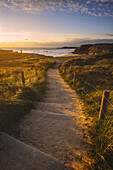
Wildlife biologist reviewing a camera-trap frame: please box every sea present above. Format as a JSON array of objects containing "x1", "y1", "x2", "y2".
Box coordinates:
[{"x1": 2, "y1": 47, "x2": 75, "y2": 57}]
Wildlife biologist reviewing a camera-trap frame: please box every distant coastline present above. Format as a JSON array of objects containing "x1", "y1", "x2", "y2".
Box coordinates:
[{"x1": 57, "y1": 46, "x2": 76, "y2": 49}]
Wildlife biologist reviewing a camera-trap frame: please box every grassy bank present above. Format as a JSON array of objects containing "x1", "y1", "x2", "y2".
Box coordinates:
[
  {"x1": 59, "y1": 53, "x2": 113, "y2": 169},
  {"x1": 0, "y1": 50, "x2": 55, "y2": 136}
]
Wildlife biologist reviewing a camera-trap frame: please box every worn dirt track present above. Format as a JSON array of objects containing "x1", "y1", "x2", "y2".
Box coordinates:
[{"x1": 19, "y1": 59, "x2": 90, "y2": 169}]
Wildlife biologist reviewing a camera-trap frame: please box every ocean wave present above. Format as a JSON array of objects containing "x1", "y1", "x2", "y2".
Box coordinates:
[{"x1": 3, "y1": 48, "x2": 75, "y2": 57}]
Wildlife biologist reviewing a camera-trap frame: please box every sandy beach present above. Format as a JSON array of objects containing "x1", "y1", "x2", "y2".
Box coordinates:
[{"x1": 54, "y1": 54, "x2": 85, "y2": 58}]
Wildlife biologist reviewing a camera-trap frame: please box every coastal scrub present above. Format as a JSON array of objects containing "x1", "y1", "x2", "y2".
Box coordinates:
[
  {"x1": 0, "y1": 50, "x2": 55, "y2": 135},
  {"x1": 59, "y1": 53, "x2": 113, "y2": 169}
]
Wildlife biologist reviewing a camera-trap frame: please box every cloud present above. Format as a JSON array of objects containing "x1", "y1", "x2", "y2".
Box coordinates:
[
  {"x1": 0, "y1": 31, "x2": 30, "y2": 35},
  {"x1": 94, "y1": 0, "x2": 113, "y2": 2},
  {"x1": 0, "y1": 0, "x2": 113, "y2": 17},
  {"x1": 42, "y1": 37, "x2": 113, "y2": 47},
  {"x1": 86, "y1": 1, "x2": 91, "y2": 4},
  {"x1": 58, "y1": 37, "x2": 113, "y2": 47},
  {"x1": 1, "y1": 38, "x2": 113, "y2": 48},
  {"x1": 104, "y1": 34, "x2": 113, "y2": 36}
]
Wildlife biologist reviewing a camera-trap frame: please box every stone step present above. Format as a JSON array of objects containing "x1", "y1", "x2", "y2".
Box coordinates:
[
  {"x1": 0, "y1": 132, "x2": 74, "y2": 170},
  {"x1": 36, "y1": 102, "x2": 78, "y2": 115},
  {"x1": 36, "y1": 102, "x2": 81, "y2": 116},
  {"x1": 31, "y1": 110, "x2": 77, "y2": 118}
]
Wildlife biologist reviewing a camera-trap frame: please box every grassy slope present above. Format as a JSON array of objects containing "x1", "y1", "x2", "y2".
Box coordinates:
[
  {"x1": 59, "y1": 53, "x2": 113, "y2": 170},
  {"x1": 0, "y1": 50, "x2": 55, "y2": 136}
]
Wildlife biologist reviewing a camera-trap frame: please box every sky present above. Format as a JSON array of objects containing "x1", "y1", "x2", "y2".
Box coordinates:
[{"x1": 0, "y1": 0, "x2": 113, "y2": 48}]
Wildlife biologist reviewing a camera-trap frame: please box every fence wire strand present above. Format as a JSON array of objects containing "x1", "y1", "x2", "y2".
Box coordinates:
[
  {"x1": 80, "y1": 88, "x2": 109, "y2": 121},
  {"x1": 104, "y1": 95, "x2": 113, "y2": 108},
  {"x1": 77, "y1": 74, "x2": 113, "y2": 107},
  {"x1": 77, "y1": 75, "x2": 100, "y2": 92},
  {"x1": 73, "y1": 73, "x2": 113, "y2": 122}
]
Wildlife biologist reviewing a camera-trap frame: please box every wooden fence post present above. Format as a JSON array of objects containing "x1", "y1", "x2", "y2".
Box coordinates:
[
  {"x1": 98, "y1": 90, "x2": 110, "y2": 120},
  {"x1": 21, "y1": 71, "x2": 25, "y2": 85},
  {"x1": 35, "y1": 69, "x2": 37, "y2": 77},
  {"x1": 73, "y1": 72, "x2": 76, "y2": 87}
]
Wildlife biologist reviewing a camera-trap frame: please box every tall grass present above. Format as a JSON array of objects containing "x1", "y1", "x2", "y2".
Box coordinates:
[
  {"x1": 59, "y1": 53, "x2": 113, "y2": 169},
  {"x1": 0, "y1": 50, "x2": 55, "y2": 135}
]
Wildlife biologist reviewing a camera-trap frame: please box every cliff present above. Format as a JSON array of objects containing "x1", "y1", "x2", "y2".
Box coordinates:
[
  {"x1": 73, "y1": 44, "x2": 93, "y2": 54},
  {"x1": 73, "y1": 43, "x2": 113, "y2": 55}
]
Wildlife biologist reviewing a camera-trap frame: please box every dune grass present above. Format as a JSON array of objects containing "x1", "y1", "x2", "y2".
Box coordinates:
[
  {"x1": 0, "y1": 50, "x2": 55, "y2": 136},
  {"x1": 59, "y1": 53, "x2": 113, "y2": 169}
]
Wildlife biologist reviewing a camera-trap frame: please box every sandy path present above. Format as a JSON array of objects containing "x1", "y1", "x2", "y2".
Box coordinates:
[{"x1": 19, "y1": 62, "x2": 90, "y2": 169}]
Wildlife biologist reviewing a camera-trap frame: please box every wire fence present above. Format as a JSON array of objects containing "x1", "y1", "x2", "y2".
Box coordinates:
[
  {"x1": 0, "y1": 68, "x2": 42, "y2": 102},
  {"x1": 63, "y1": 65, "x2": 113, "y2": 169},
  {"x1": 72, "y1": 71, "x2": 113, "y2": 121},
  {"x1": 77, "y1": 74, "x2": 113, "y2": 108}
]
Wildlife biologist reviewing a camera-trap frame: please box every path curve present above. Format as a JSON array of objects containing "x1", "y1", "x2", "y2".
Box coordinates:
[{"x1": 19, "y1": 62, "x2": 90, "y2": 169}]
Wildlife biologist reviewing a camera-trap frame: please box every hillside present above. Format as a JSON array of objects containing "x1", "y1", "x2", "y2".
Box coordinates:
[
  {"x1": 73, "y1": 43, "x2": 113, "y2": 55},
  {"x1": 59, "y1": 52, "x2": 113, "y2": 169},
  {"x1": 0, "y1": 52, "x2": 90, "y2": 169},
  {"x1": 0, "y1": 50, "x2": 55, "y2": 134}
]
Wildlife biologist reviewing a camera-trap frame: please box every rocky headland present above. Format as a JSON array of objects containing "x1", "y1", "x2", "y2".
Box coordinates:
[{"x1": 73, "y1": 43, "x2": 113, "y2": 55}]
